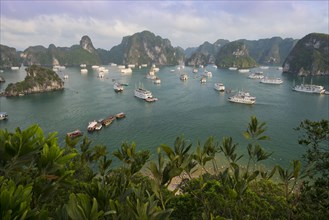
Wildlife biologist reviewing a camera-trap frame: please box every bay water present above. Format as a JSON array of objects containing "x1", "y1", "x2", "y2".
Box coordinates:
[{"x1": 0, "y1": 65, "x2": 328, "y2": 168}]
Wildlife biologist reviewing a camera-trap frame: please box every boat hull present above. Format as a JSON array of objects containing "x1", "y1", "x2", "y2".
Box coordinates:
[{"x1": 67, "y1": 129, "x2": 83, "y2": 138}]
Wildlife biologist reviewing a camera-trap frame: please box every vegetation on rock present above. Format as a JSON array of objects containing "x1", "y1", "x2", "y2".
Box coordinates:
[
  {"x1": 107, "y1": 30, "x2": 185, "y2": 66},
  {"x1": 283, "y1": 33, "x2": 329, "y2": 75},
  {"x1": 0, "y1": 44, "x2": 21, "y2": 69},
  {"x1": 5, "y1": 65, "x2": 64, "y2": 96},
  {"x1": 1, "y1": 32, "x2": 327, "y2": 72},
  {"x1": 215, "y1": 41, "x2": 258, "y2": 68}
]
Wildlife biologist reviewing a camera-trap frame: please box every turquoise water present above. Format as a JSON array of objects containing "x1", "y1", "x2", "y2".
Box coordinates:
[{"x1": 0, "y1": 66, "x2": 328, "y2": 168}]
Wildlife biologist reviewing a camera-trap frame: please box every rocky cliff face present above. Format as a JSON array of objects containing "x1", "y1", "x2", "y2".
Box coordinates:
[
  {"x1": 21, "y1": 36, "x2": 101, "y2": 66},
  {"x1": 107, "y1": 30, "x2": 184, "y2": 65},
  {"x1": 5, "y1": 65, "x2": 64, "y2": 96},
  {"x1": 283, "y1": 33, "x2": 329, "y2": 75},
  {"x1": 213, "y1": 37, "x2": 297, "y2": 68},
  {"x1": 215, "y1": 41, "x2": 257, "y2": 68},
  {"x1": 80, "y1": 35, "x2": 97, "y2": 54},
  {"x1": 241, "y1": 37, "x2": 297, "y2": 65},
  {"x1": 0, "y1": 44, "x2": 21, "y2": 69},
  {"x1": 186, "y1": 39, "x2": 229, "y2": 66}
]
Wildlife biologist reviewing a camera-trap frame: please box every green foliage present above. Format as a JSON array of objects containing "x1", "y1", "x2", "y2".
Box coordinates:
[
  {"x1": 0, "y1": 118, "x2": 327, "y2": 219},
  {"x1": 219, "y1": 136, "x2": 242, "y2": 166},
  {"x1": 65, "y1": 193, "x2": 105, "y2": 220},
  {"x1": 0, "y1": 177, "x2": 34, "y2": 220},
  {"x1": 277, "y1": 160, "x2": 302, "y2": 199},
  {"x1": 294, "y1": 119, "x2": 329, "y2": 219},
  {"x1": 243, "y1": 116, "x2": 272, "y2": 181},
  {"x1": 113, "y1": 141, "x2": 150, "y2": 175},
  {"x1": 193, "y1": 136, "x2": 219, "y2": 174}
]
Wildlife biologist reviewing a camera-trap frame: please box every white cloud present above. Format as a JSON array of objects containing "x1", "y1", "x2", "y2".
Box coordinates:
[{"x1": 0, "y1": 1, "x2": 328, "y2": 50}]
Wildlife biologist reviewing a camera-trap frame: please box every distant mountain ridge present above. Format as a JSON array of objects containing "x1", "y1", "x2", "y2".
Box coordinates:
[
  {"x1": 0, "y1": 44, "x2": 21, "y2": 68},
  {"x1": 186, "y1": 37, "x2": 297, "y2": 68},
  {"x1": 283, "y1": 33, "x2": 329, "y2": 75},
  {"x1": 0, "y1": 31, "x2": 327, "y2": 75},
  {"x1": 20, "y1": 35, "x2": 102, "y2": 67},
  {"x1": 185, "y1": 39, "x2": 230, "y2": 66},
  {"x1": 239, "y1": 37, "x2": 297, "y2": 65}
]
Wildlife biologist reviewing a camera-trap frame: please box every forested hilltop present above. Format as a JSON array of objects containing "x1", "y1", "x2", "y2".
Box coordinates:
[
  {"x1": 1, "y1": 117, "x2": 328, "y2": 219},
  {"x1": 0, "y1": 44, "x2": 22, "y2": 68},
  {"x1": 4, "y1": 65, "x2": 64, "y2": 96},
  {"x1": 283, "y1": 33, "x2": 329, "y2": 75}
]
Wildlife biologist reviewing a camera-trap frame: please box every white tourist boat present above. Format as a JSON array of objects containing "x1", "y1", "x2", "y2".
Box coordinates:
[
  {"x1": 113, "y1": 82, "x2": 124, "y2": 92},
  {"x1": 260, "y1": 77, "x2": 283, "y2": 84},
  {"x1": 63, "y1": 74, "x2": 69, "y2": 79},
  {"x1": 87, "y1": 120, "x2": 98, "y2": 132},
  {"x1": 204, "y1": 70, "x2": 212, "y2": 77},
  {"x1": 134, "y1": 87, "x2": 153, "y2": 99},
  {"x1": 145, "y1": 97, "x2": 158, "y2": 102},
  {"x1": 292, "y1": 78, "x2": 326, "y2": 94},
  {"x1": 292, "y1": 84, "x2": 326, "y2": 94},
  {"x1": 95, "y1": 122, "x2": 103, "y2": 131},
  {"x1": 80, "y1": 68, "x2": 88, "y2": 74},
  {"x1": 120, "y1": 68, "x2": 132, "y2": 74},
  {"x1": 180, "y1": 74, "x2": 188, "y2": 81},
  {"x1": 80, "y1": 64, "x2": 86, "y2": 68},
  {"x1": 152, "y1": 64, "x2": 160, "y2": 72},
  {"x1": 98, "y1": 72, "x2": 104, "y2": 78},
  {"x1": 248, "y1": 72, "x2": 264, "y2": 79},
  {"x1": 200, "y1": 77, "x2": 207, "y2": 83},
  {"x1": 11, "y1": 67, "x2": 19, "y2": 70},
  {"x1": 228, "y1": 91, "x2": 256, "y2": 104},
  {"x1": 0, "y1": 112, "x2": 8, "y2": 120},
  {"x1": 154, "y1": 77, "x2": 161, "y2": 84},
  {"x1": 146, "y1": 70, "x2": 156, "y2": 79},
  {"x1": 228, "y1": 67, "x2": 238, "y2": 70},
  {"x1": 238, "y1": 69, "x2": 250, "y2": 73},
  {"x1": 214, "y1": 83, "x2": 225, "y2": 92},
  {"x1": 98, "y1": 66, "x2": 109, "y2": 73}
]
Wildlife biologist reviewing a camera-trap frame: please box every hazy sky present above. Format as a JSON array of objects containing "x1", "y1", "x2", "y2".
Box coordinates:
[{"x1": 1, "y1": 0, "x2": 328, "y2": 50}]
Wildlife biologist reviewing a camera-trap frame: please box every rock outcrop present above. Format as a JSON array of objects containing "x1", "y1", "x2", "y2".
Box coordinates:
[
  {"x1": 185, "y1": 39, "x2": 229, "y2": 66},
  {"x1": 215, "y1": 41, "x2": 257, "y2": 68},
  {"x1": 21, "y1": 36, "x2": 102, "y2": 67},
  {"x1": 107, "y1": 30, "x2": 185, "y2": 66},
  {"x1": 0, "y1": 44, "x2": 21, "y2": 69},
  {"x1": 283, "y1": 33, "x2": 329, "y2": 75},
  {"x1": 241, "y1": 37, "x2": 297, "y2": 65},
  {"x1": 188, "y1": 37, "x2": 296, "y2": 67},
  {"x1": 80, "y1": 35, "x2": 97, "y2": 54},
  {"x1": 4, "y1": 65, "x2": 64, "y2": 96}
]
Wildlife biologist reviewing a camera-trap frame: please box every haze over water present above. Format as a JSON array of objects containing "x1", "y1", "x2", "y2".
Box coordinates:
[{"x1": 0, "y1": 66, "x2": 328, "y2": 168}]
